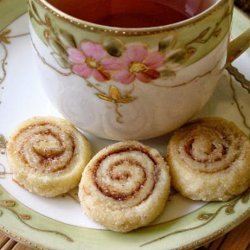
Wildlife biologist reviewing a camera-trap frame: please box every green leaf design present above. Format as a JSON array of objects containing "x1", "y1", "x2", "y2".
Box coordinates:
[
  {"x1": 30, "y1": 1, "x2": 42, "y2": 23},
  {"x1": 44, "y1": 15, "x2": 52, "y2": 27},
  {"x1": 160, "y1": 69, "x2": 176, "y2": 78},
  {"x1": 213, "y1": 28, "x2": 222, "y2": 37},
  {"x1": 58, "y1": 29, "x2": 77, "y2": 48},
  {"x1": 103, "y1": 37, "x2": 125, "y2": 57},
  {"x1": 49, "y1": 38, "x2": 67, "y2": 57},
  {"x1": 158, "y1": 34, "x2": 176, "y2": 52},
  {"x1": 168, "y1": 49, "x2": 186, "y2": 63},
  {"x1": 52, "y1": 53, "x2": 70, "y2": 68},
  {"x1": 198, "y1": 27, "x2": 211, "y2": 40}
]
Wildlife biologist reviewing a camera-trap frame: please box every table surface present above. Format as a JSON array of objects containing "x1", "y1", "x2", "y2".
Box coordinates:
[{"x1": 0, "y1": 217, "x2": 249, "y2": 250}]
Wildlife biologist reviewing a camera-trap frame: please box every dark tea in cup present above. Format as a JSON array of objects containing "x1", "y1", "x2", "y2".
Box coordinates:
[{"x1": 46, "y1": 0, "x2": 215, "y2": 28}]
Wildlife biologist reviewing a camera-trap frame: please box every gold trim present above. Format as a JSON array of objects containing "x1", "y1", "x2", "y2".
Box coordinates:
[
  {"x1": 31, "y1": 38, "x2": 71, "y2": 76},
  {"x1": 140, "y1": 190, "x2": 249, "y2": 247},
  {"x1": 93, "y1": 83, "x2": 136, "y2": 123},
  {"x1": 114, "y1": 103, "x2": 123, "y2": 124},
  {"x1": 8, "y1": 33, "x2": 30, "y2": 39},
  {"x1": 184, "y1": 6, "x2": 230, "y2": 49},
  {"x1": 177, "y1": 209, "x2": 250, "y2": 250},
  {"x1": 0, "y1": 200, "x2": 74, "y2": 243},
  {"x1": 139, "y1": 203, "x2": 207, "y2": 229},
  {"x1": 0, "y1": 163, "x2": 12, "y2": 178},
  {"x1": 0, "y1": 134, "x2": 6, "y2": 150},
  {"x1": 0, "y1": 42, "x2": 8, "y2": 87},
  {"x1": 31, "y1": 38, "x2": 137, "y2": 124},
  {"x1": 0, "y1": 178, "x2": 249, "y2": 249},
  {"x1": 32, "y1": 0, "x2": 230, "y2": 36},
  {"x1": 0, "y1": 30, "x2": 30, "y2": 104},
  {"x1": 19, "y1": 214, "x2": 32, "y2": 220},
  {"x1": 152, "y1": 58, "x2": 224, "y2": 88},
  {"x1": 229, "y1": 75, "x2": 250, "y2": 135},
  {"x1": 0, "y1": 204, "x2": 74, "y2": 242},
  {"x1": 0, "y1": 200, "x2": 16, "y2": 207},
  {"x1": 0, "y1": 29, "x2": 29, "y2": 43},
  {"x1": 0, "y1": 29, "x2": 11, "y2": 44},
  {"x1": 227, "y1": 65, "x2": 250, "y2": 93},
  {"x1": 0, "y1": 184, "x2": 111, "y2": 231},
  {"x1": 29, "y1": 2, "x2": 230, "y2": 79}
]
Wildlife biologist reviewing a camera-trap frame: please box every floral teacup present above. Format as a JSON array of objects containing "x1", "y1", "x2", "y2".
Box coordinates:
[{"x1": 28, "y1": 0, "x2": 250, "y2": 140}]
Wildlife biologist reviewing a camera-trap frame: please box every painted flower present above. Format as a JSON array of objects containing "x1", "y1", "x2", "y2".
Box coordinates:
[
  {"x1": 67, "y1": 41, "x2": 120, "y2": 82},
  {"x1": 113, "y1": 44, "x2": 164, "y2": 84}
]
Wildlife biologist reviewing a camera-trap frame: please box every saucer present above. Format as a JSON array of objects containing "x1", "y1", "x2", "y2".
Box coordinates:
[{"x1": 0, "y1": 3, "x2": 249, "y2": 250}]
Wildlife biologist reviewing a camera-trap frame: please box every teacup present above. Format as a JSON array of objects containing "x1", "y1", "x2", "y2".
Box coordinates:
[{"x1": 28, "y1": 0, "x2": 250, "y2": 140}]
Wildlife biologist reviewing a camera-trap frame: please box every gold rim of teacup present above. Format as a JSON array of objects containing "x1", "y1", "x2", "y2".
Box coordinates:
[{"x1": 32, "y1": 0, "x2": 228, "y2": 35}]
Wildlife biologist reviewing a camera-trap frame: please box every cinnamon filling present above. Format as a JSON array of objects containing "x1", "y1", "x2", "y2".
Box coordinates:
[
  {"x1": 180, "y1": 125, "x2": 240, "y2": 173},
  {"x1": 16, "y1": 123, "x2": 76, "y2": 173},
  {"x1": 184, "y1": 138, "x2": 228, "y2": 163},
  {"x1": 92, "y1": 146, "x2": 159, "y2": 202}
]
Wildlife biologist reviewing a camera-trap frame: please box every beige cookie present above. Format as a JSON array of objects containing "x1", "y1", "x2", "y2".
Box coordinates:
[
  {"x1": 79, "y1": 141, "x2": 170, "y2": 232},
  {"x1": 167, "y1": 117, "x2": 250, "y2": 201},
  {"x1": 7, "y1": 117, "x2": 91, "y2": 197}
]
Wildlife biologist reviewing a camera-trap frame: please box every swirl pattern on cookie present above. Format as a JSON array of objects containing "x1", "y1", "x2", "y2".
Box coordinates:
[
  {"x1": 7, "y1": 117, "x2": 91, "y2": 197},
  {"x1": 167, "y1": 117, "x2": 250, "y2": 201},
  {"x1": 79, "y1": 141, "x2": 170, "y2": 232}
]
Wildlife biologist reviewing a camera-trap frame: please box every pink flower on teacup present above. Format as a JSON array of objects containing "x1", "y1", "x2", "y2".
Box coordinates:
[
  {"x1": 113, "y1": 44, "x2": 164, "y2": 84},
  {"x1": 67, "y1": 41, "x2": 120, "y2": 82}
]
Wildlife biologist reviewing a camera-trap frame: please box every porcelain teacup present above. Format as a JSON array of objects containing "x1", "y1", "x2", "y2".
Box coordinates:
[{"x1": 28, "y1": 0, "x2": 250, "y2": 140}]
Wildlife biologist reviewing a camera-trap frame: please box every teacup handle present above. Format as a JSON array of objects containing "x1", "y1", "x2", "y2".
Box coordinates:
[{"x1": 226, "y1": 28, "x2": 250, "y2": 67}]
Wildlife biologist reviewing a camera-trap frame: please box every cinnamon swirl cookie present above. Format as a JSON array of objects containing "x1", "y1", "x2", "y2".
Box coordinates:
[
  {"x1": 79, "y1": 141, "x2": 170, "y2": 232},
  {"x1": 167, "y1": 117, "x2": 250, "y2": 201},
  {"x1": 7, "y1": 117, "x2": 91, "y2": 197}
]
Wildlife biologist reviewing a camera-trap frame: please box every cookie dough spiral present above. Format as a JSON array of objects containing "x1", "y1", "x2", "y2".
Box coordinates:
[
  {"x1": 79, "y1": 141, "x2": 170, "y2": 232},
  {"x1": 167, "y1": 117, "x2": 250, "y2": 201},
  {"x1": 7, "y1": 117, "x2": 91, "y2": 197}
]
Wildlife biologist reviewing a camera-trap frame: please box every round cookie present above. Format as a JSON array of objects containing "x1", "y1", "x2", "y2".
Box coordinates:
[
  {"x1": 78, "y1": 141, "x2": 170, "y2": 232},
  {"x1": 7, "y1": 116, "x2": 91, "y2": 197},
  {"x1": 167, "y1": 117, "x2": 250, "y2": 201}
]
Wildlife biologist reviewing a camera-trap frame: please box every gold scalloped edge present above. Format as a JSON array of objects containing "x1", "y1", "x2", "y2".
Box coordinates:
[{"x1": 32, "y1": 0, "x2": 230, "y2": 36}]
